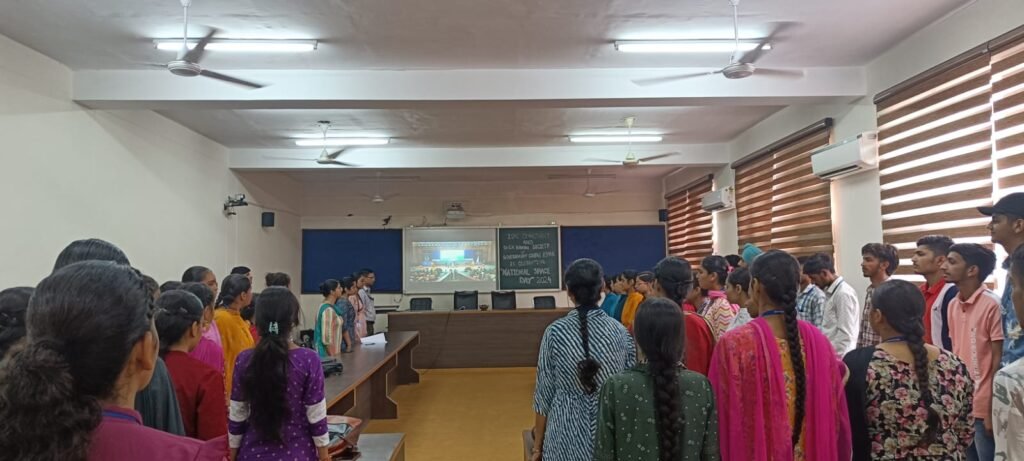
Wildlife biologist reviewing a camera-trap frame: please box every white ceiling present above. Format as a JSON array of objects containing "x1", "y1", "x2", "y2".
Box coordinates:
[
  {"x1": 0, "y1": 0, "x2": 966, "y2": 70},
  {"x1": 159, "y1": 105, "x2": 784, "y2": 147}
]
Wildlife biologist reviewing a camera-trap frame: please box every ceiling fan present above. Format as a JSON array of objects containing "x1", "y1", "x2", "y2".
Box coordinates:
[
  {"x1": 632, "y1": 0, "x2": 802, "y2": 86},
  {"x1": 362, "y1": 172, "x2": 400, "y2": 203},
  {"x1": 582, "y1": 169, "x2": 620, "y2": 198},
  {"x1": 145, "y1": 0, "x2": 264, "y2": 89},
  {"x1": 585, "y1": 117, "x2": 679, "y2": 167},
  {"x1": 263, "y1": 121, "x2": 359, "y2": 166}
]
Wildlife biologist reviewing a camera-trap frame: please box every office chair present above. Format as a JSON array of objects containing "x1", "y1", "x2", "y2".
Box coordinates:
[
  {"x1": 533, "y1": 296, "x2": 557, "y2": 309},
  {"x1": 454, "y1": 291, "x2": 479, "y2": 310},
  {"x1": 410, "y1": 298, "x2": 433, "y2": 311},
  {"x1": 491, "y1": 291, "x2": 517, "y2": 310}
]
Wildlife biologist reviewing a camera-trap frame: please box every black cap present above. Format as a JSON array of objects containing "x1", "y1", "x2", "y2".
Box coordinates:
[{"x1": 978, "y1": 192, "x2": 1024, "y2": 217}]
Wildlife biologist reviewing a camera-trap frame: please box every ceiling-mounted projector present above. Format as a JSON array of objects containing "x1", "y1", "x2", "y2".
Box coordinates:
[{"x1": 445, "y1": 202, "x2": 466, "y2": 220}]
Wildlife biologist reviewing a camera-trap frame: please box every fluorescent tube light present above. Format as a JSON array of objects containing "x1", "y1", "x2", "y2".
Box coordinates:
[
  {"x1": 569, "y1": 136, "x2": 663, "y2": 143},
  {"x1": 294, "y1": 138, "x2": 390, "y2": 147},
  {"x1": 614, "y1": 40, "x2": 769, "y2": 53},
  {"x1": 154, "y1": 39, "x2": 318, "y2": 52}
]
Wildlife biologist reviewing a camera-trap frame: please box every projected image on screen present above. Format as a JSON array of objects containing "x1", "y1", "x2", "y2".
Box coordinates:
[{"x1": 404, "y1": 229, "x2": 498, "y2": 293}]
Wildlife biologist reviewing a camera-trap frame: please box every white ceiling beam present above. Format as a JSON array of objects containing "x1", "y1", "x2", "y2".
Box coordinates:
[
  {"x1": 73, "y1": 67, "x2": 865, "y2": 110},
  {"x1": 228, "y1": 143, "x2": 728, "y2": 170}
]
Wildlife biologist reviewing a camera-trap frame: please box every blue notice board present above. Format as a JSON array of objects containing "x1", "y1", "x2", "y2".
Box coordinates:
[
  {"x1": 559, "y1": 226, "x2": 667, "y2": 277},
  {"x1": 301, "y1": 229, "x2": 403, "y2": 293}
]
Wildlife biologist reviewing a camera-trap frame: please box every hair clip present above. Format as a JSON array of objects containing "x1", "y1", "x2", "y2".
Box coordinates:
[{"x1": 269, "y1": 321, "x2": 280, "y2": 335}]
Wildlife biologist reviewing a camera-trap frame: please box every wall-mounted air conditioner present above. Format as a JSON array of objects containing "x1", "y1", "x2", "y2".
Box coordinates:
[
  {"x1": 701, "y1": 187, "x2": 734, "y2": 212},
  {"x1": 811, "y1": 132, "x2": 879, "y2": 180}
]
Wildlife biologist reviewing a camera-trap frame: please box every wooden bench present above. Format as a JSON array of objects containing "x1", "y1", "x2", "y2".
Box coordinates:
[
  {"x1": 356, "y1": 433, "x2": 406, "y2": 461},
  {"x1": 324, "y1": 331, "x2": 420, "y2": 421}
]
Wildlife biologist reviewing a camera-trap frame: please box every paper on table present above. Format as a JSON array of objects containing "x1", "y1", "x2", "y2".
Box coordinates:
[{"x1": 361, "y1": 333, "x2": 388, "y2": 346}]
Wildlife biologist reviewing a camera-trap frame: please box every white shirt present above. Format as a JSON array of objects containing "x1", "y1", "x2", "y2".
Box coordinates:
[
  {"x1": 995, "y1": 357, "x2": 1024, "y2": 460},
  {"x1": 821, "y1": 276, "x2": 861, "y2": 355},
  {"x1": 359, "y1": 286, "x2": 376, "y2": 322}
]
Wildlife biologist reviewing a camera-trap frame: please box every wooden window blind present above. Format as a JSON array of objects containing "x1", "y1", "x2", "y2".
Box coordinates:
[
  {"x1": 875, "y1": 54, "x2": 994, "y2": 277},
  {"x1": 993, "y1": 36, "x2": 1024, "y2": 195},
  {"x1": 665, "y1": 175, "x2": 714, "y2": 265},
  {"x1": 733, "y1": 122, "x2": 833, "y2": 258}
]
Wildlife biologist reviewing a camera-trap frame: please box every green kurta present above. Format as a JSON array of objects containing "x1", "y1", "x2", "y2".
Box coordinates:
[{"x1": 595, "y1": 364, "x2": 720, "y2": 461}]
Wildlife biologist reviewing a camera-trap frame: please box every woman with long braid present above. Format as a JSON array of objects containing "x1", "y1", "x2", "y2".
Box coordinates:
[
  {"x1": 532, "y1": 259, "x2": 635, "y2": 461},
  {"x1": 709, "y1": 250, "x2": 851, "y2": 461},
  {"x1": 844, "y1": 280, "x2": 973, "y2": 460},
  {"x1": 651, "y1": 256, "x2": 715, "y2": 376},
  {"x1": 595, "y1": 297, "x2": 719, "y2": 461}
]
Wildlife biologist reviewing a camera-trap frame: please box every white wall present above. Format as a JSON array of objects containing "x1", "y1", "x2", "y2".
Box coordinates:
[
  {"x1": 0, "y1": 34, "x2": 302, "y2": 305},
  {"x1": 705, "y1": 0, "x2": 1024, "y2": 298}
]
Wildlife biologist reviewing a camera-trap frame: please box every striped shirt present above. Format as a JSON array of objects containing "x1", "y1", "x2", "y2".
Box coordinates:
[
  {"x1": 796, "y1": 284, "x2": 826, "y2": 328},
  {"x1": 857, "y1": 285, "x2": 883, "y2": 348}
]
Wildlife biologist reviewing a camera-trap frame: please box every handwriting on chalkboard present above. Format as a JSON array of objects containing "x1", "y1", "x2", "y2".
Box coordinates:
[{"x1": 498, "y1": 228, "x2": 560, "y2": 289}]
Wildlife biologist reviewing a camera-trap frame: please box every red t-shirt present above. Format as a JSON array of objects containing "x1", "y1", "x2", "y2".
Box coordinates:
[
  {"x1": 920, "y1": 281, "x2": 945, "y2": 345},
  {"x1": 163, "y1": 351, "x2": 228, "y2": 441},
  {"x1": 683, "y1": 312, "x2": 715, "y2": 375}
]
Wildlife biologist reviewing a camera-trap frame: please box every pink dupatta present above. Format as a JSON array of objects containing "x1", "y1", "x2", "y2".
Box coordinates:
[{"x1": 709, "y1": 317, "x2": 851, "y2": 461}]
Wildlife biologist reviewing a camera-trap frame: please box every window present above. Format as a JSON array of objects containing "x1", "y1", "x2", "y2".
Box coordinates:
[
  {"x1": 733, "y1": 120, "x2": 834, "y2": 258},
  {"x1": 993, "y1": 36, "x2": 1024, "y2": 196},
  {"x1": 874, "y1": 54, "x2": 994, "y2": 278},
  {"x1": 665, "y1": 175, "x2": 713, "y2": 265}
]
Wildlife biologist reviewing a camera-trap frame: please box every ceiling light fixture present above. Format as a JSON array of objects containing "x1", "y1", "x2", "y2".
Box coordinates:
[
  {"x1": 569, "y1": 135, "x2": 662, "y2": 144},
  {"x1": 294, "y1": 138, "x2": 390, "y2": 147},
  {"x1": 614, "y1": 40, "x2": 769, "y2": 53},
  {"x1": 154, "y1": 39, "x2": 318, "y2": 52}
]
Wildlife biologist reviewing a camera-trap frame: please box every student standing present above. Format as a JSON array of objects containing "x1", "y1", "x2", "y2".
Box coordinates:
[
  {"x1": 795, "y1": 256, "x2": 827, "y2": 328},
  {"x1": 684, "y1": 274, "x2": 707, "y2": 314},
  {"x1": 696, "y1": 255, "x2": 740, "y2": 338},
  {"x1": 265, "y1": 272, "x2": 291, "y2": 289},
  {"x1": 912, "y1": 235, "x2": 959, "y2": 349},
  {"x1": 979, "y1": 193, "x2": 1024, "y2": 367},
  {"x1": 599, "y1": 276, "x2": 621, "y2": 319},
  {"x1": 618, "y1": 271, "x2": 644, "y2": 332},
  {"x1": 314, "y1": 279, "x2": 344, "y2": 357},
  {"x1": 803, "y1": 253, "x2": 861, "y2": 355},
  {"x1": 725, "y1": 268, "x2": 753, "y2": 331},
  {"x1": 215, "y1": 274, "x2": 255, "y2": 396},
  {"x1": 55, "y1": 238, "x2": 185, "y2": 436},
  {"x1": 0, "y1": 287, "x2": 32, "y2": 358},
  {"x1": 181, "y1": 282, "x2": 225, "y2": 375},
  {"x1": 995, "y1": 245, "x2": 1024, "y2": 459},
  {"x1": 710, "y1": 250, "x2": 851, "y2": 461},
  {"x1": 595, "y1": 297, "x2": 719, "y2": 461},
  {"x1": 349, "y1": 275, "x2": 368, "y2": 338},
  {"x1": 857, "y1": 243, "x2": 899, "y2": 348},
  {"x1": 532, "y1": 259, "x2": 636, "y2": 461},
  {"x1": 843, "y1": 280, "x2": 974, "y2": 461},
  {"x1": 183, "y1": 266, "x2": 220, "y2": 303},
  {"x1": 944, "y1": 243, "x2": 1002, "y2": 461},
  {"x1": 357, "y1": 269, "x2": 377, "y2": 336},
  {"x1": 229, "y1": 288, "x2": 330, "y2": 461},
  {"x1": 652, "y1": 256, "x2": 716, "y2": 376},
  {"x1": 230, "y1": 266, "x2": 253, "y2": 282},
  {"x1": 0, "y1": 261, "x2": 225, "y2": 460},
  {"x1": 337, "y1": 277, "x2": 360, "y2": 352},
  {"x1": 155, "y1": 290, "x2": 228, "y2": 441},
  {"x1": 634, "y1": 271, "x2": 655, "y2": 298}
]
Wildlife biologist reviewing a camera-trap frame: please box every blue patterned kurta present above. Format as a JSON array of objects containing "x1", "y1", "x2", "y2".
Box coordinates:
[
  {"x1": 534, "y1": 308, "x2": 636, "y2": 461},
  {"x1": 1003, "y1": 264, "x2": 1024, "y2": 366}
]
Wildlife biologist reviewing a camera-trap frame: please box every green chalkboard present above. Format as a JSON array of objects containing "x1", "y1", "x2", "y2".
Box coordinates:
[{"x1": 498, "y1": 227, "x2": 561, "y2": 290}]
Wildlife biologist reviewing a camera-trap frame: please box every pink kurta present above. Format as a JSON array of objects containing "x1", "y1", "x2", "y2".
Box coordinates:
[{"x1": 189, "y1": 320, "x2": 225, "y2": 375}]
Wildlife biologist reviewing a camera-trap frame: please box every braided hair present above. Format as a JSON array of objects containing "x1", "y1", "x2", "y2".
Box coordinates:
[
  {"x1": 871, "y1": 280, "x2": 940, "y2": 445},
  {"x1": 0, "y1": 287, "x2": 33, "y2": 358},
  {"x1": 653, "y1": 256, "x2": 694, "y2": 306},
  {"x1": 634, "y1": 297, "x2": 685, "y2": 461},
  {"x1": 565, "y1": 259, "x2": 604, "y2": 394},
  {"x1": 749, "y1": 250, "x2": 805, "y2": 447},
  {"x1": 154, "y1": 290, "x2": 204, "y2": 355}
]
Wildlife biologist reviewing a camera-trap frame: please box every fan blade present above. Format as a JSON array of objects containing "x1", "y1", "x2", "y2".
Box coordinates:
[
  {"x1": 638, "y1": 152, "x2": 679, "y2": 162},
  {"x1": 199, "y1": 70, "x2": 265, "y2": 89},
  {"x1": 182, "y1": 28, "x2": 218, "y2": 63},
  {"x1": 740, "y1": 22, "x2": 796, "y2": 65},
  {"x1": 755, "y1": 68, "x2": 805, "y2": 79},
  {"x1": 264, "y1": 156, "x2": 313, "y2": 161},
  {"x1": 318, "y1": 159, "x2": 358, "y2": 167},
  {"x1": 631, "y1": 72, "x2": 711, "y2": 86},
  {"x1": 140, "y1": 62, "x2": 168, "y2": 69},
  {"x1": 584, "y1": 158, "x2": 629, "y2": 164},
  {"x1": 592, "y1": 190, "x2": 622, "y2": 196},
  {"x1": 382, "y1": 194, "x2": 401, "y2": 200},
  {"x1": 325, "y1": 148, "x2": 347, "y2": 159}
]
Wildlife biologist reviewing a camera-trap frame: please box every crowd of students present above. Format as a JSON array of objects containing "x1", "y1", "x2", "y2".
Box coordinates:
[
  {"x1": 531, "y1": 193, "x2": 1024, "y2": 461},
  {"x1": 0, "y1": 239, "x2": 381, "y2": 461}
]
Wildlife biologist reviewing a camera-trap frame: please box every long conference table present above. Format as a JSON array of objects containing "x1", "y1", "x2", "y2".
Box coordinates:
[
  {"x1": 387, "y1": 308, "x2": 571, "y2": 368},
  {"x1": 324, "y1": 331, "x2": 420, "y2": 421}
]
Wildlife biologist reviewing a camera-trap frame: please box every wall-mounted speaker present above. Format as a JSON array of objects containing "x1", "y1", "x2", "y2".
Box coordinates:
[
  {"x1": 658, "y1": 208, "x2": 668, "y2": 222},
  {"x1": 261, "y1": 212, "x2": 275, "y2": 228}
]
